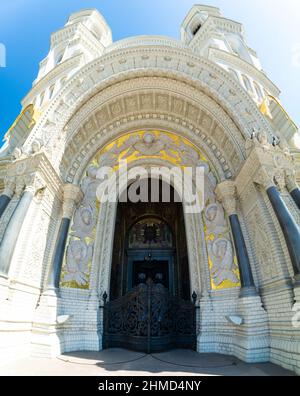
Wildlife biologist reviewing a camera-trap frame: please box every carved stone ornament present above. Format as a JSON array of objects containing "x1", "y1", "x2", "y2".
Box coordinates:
[
  {"x1": 273, "y1": 171, "x2": 286, "y2": 192},
  {"x1": 278, "y1": 137, "x2": 290, "y2": 155},
  {"x1": 97, "y1": 132, "x2": 209, "y2": 169},
  {"x1": 285, "y1": 170, "x2": 298, "y2": 193},
  {"x1": 62, "y1": 184, "x2": 83, "y2": 219},
  {"x1": 31, "y1": 139, "x2": 43, "y2": 154},
  {"x1": 204, "y1": 202, "x2": 228, "y2": 235},
  {"x1": 245, "y1": 129, "x2": 271, "y2": 157},
  {"x1": 12, "y1": 147, "x2": 23, "y2": 160},
  {"x1": 3, "y1": 177, "x2": 16, "y2": 198},
  {"x1": 254, "y1": 167, "x2": 275, "y2": 190},
  {"x1": 208, "y1": 237, "x2": 238, "y2": 286},
  {"x1": 15, "y1": 178, "x2": 25, "y2": 198},
  {"x1": 215, "y1": 181, "x2": 237, "y2": 216},
  {"x1": 71, "y1": 205, "x2": 96, "y2": 239},
  {"x1": 80, "y1": 166, "x2": 101, "y2": 206},
  {"x1": 24, "y1": 173, "x2": 46, "y2": 195},
  {"x1": 63, "y1": 239, "x2": 93, "y2": 286}
]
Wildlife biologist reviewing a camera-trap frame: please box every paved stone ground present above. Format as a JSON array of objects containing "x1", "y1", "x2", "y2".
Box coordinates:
[{"x1": 0, "y1": 349, "x2": 295, "y2": 376}]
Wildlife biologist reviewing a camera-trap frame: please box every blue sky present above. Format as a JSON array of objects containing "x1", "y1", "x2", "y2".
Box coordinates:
[{"x1": 0, "y1": 0, "x2": 299, "y2": 142}]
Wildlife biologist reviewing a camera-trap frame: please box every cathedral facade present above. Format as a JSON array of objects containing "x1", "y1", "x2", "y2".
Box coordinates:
[{"x1": 1, "y1": 5, "x2": 300, "y2": 374}]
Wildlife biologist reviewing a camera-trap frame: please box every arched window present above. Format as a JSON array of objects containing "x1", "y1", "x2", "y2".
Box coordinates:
[
  {"x1": 253, "y1": 82, "x2": 263, "y2": 100},
  {"x1": 55, "y1": 52, "x2": 64, "y2": 65},
  {"x1": 192, "y1": 23, "x2": 201, "y2": 36},
  {"x1": 242, "y1": 75, "x2": 252, "y2": 92},
  {"x1": 39, "y1": 92, "x2": 45, "y2": 106},
  {"x1": 49, "y1": 84, "x2": 55, "y2": 99},
  {"x1": 228, "y1": 68, "x2": 239, "y2": 82},
  {"x1": 60, "y1": 76, "x2": 67, "y2": 86}
]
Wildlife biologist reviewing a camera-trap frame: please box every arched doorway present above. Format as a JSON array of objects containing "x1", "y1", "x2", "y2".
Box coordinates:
[{"x1": 103, "y1": 179, "x2": 197, "y2": 353}]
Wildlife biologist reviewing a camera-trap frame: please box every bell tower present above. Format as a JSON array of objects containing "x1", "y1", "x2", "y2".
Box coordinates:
[{"x1": 22, "y1": 9, "x2": 112, "y2": 111}]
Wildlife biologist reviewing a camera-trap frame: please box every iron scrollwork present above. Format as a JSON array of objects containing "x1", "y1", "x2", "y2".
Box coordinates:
[{"x1": 103, "y1": 280, "x2": 196, "y2": 353}]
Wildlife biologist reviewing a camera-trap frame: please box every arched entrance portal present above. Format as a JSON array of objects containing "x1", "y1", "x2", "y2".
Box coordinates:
[{"x1": 104, "y1": 180, "x2": 197, "y2": 353}]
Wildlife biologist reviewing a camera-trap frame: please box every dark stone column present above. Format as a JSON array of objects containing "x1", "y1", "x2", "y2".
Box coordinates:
[
  {"x1": 229, "y1": 214, "x2": 256, "y2": 296},
  {"x1": 0, "y1": 195, "x2": 12, "y2": 218},
  {"x1": 0, "y1": 178, "x2": 15, "y2": 218},
  {"x1": 216, "y1": 181, "x2": 257, "y2": 298},
  {"x1": 290, "y1": 188, "x2": 300, "y2": 210},
  {"x1": 46, "y1": 184, "x2": 82, "y2": 291},
  {"x1": 0, "y1": 189, "x2": 33, "y2": 277},
  {"x1": 286, "y1": 172, "x2": 300, "y2": 210},
  {"x1": 47, "y1": 218, "x2": 71, "y2": 289},
  {"x1": 267, "y1": 185, "x2": 300, "y2": 285}
]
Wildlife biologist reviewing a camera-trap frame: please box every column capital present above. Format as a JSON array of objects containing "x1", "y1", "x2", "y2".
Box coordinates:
[
  {"x1": 3, "y1": 177, "x2": 16, "y2": 199},
  {"x1": 24, "y1": 172, "x2": 46, "y2": 195},
  {"x1": 215, "y1": 180, "x2": 237, "y2": 216},
  {"x1": 253, "y1": 166, "x2": 275, "y2": 190},
  {"x1": 15, "y1": 178, "x2": 25, "y2": 199},
  {"x1": 62, "y1": 184, "x2": 83, "y2": 219},
  {"x1": 285, "y1": 170, "x2": 298, "y2": 193}
]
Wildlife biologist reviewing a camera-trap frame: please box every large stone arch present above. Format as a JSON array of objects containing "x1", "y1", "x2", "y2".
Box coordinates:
[
  {"x1": 60, "y1": 75, "x2": 247, "y2": 184},
  {"x1": 23, "y1": 45, "x2": 275, "y2": 180}
]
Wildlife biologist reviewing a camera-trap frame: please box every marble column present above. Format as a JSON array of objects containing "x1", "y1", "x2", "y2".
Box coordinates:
[
  {"x1": 286, "y1": 171, "x2": 300, "y2": 210},
  {"x1": 216, "y1": 181, "x2": 258, "y2": 298},
  {"x1": 0, "y1": 178, "x2": 16, "y2": 218},
  {"x1": 257, "y1": 169, "x2": 300, "y2": 286},
  {"x1": 0, "y1": 176, "x2": 43, "y2": 278},
  {"x1": 47, "y1": 184, "x2": 83, "y2": 291}
]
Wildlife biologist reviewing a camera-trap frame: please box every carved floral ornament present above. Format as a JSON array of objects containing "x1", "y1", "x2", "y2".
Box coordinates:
[{"x1": 60, "y1": 130, "x2": 241, "y2": 291}]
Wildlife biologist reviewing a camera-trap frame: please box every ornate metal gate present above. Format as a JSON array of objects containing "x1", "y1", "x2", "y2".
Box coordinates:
[{"x1": 103, "y1": 280, "x2": 197, "y2": 353}]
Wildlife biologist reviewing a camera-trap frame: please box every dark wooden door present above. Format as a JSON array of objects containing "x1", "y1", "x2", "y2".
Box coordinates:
[
  {"x1": 132, "y1": 260, "x2": 169, "y2": 289},
  {"x1": 103, "y1": 280, "x2": 196, "y2": 353}
]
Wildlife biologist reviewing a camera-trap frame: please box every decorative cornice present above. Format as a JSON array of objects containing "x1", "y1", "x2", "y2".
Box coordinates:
[
  {"x1": 5, "y1": 152, "x2": 63, "y2": 199},
  {"x1": 105, "y1": 36, "x2": 189, "y2": 53}
]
